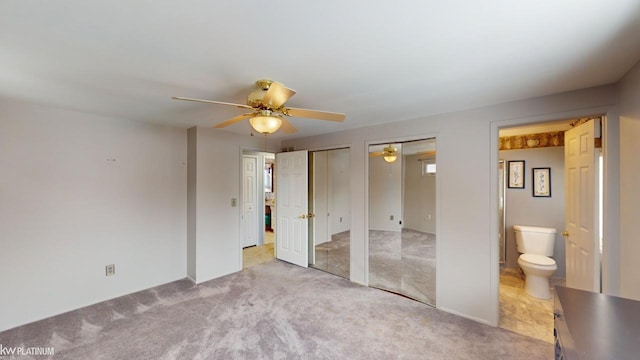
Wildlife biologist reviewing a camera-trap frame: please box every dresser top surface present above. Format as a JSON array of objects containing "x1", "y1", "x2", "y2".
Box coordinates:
[{"x1": 555, "y1": 286, "x2": 640, "y2": 360}]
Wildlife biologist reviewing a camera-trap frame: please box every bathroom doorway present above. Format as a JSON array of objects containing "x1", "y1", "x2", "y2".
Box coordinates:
[{"x1": 496, "y1": 117, "x2": 604, "y2": 342}]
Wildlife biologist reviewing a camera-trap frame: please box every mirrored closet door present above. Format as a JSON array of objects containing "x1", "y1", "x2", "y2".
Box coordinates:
[
  {"x1": 309, "y1": 148, "x2": 351, "y2": 279},
  {"x1": 368, "y1": 138, "x2": 436, "y2": 305}
]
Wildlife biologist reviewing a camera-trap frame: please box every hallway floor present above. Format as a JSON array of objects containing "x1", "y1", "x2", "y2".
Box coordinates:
[
  {"x1": 243, "y1": 234, "x2": 274, "y2": 269},
  {"x1": 499, "y1": 268, "x2": 564, "y2": 343}
]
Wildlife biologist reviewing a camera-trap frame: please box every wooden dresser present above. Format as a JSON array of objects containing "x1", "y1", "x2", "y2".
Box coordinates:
[{"x1": 554, "y1": 286, "x2": 640, "y2": 359}]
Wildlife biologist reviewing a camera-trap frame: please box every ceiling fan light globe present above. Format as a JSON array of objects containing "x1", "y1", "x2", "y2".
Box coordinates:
[
  {"x1": 384, "y1": 155, "x2": 397, "y2": 163},
  {"x1": 250, "y1": 116, "x2": 282, "y2": 134}
]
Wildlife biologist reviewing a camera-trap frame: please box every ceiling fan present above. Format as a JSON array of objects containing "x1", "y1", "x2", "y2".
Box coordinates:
[{"x1": 173, "y1": 79, "x2": 346, "y2": 135}]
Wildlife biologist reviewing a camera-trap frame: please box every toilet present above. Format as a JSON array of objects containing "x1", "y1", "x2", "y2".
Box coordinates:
[{"x1": 514, "y1": 225, "x2": 557, "y2": 299}]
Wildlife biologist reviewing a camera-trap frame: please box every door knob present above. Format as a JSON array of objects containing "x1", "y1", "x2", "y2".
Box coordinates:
[
  {"x1": 562, "y1": 231, "x2": 569, "y2": 237},
  {"x1": 308, "y1": 213, "x2": 315, "y2": 218},
  {"x1": 298, "y1": 214, "x2": 307, "y2": 219}
]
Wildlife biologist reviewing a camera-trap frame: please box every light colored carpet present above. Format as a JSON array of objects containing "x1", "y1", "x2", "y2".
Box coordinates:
[
  {"x1": 369, "y1": 229, "x2": 436, "y2": 305},
  {"x1": 312, "y1": 230, "x2": 350, "y2": 279},
  {"x1": 0, "y1": 260, "x2": 551, "y2": 359}
]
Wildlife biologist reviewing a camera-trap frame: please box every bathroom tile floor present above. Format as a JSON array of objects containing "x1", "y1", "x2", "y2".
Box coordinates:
[{"x1": 499, "y1": 268, "x2": 565, "y2": 344}]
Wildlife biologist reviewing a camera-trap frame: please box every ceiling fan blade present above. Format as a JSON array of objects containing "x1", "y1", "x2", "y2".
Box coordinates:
[
  {"x1": 213, "y1": 113, "x2": 254, "y2": 128},
  {"x1": 416, "y1": 150, "x2": 437, "y2": 159},
  {"x1": 172, "y1": 96, "x2": 254, "y2": 110},
  {"x1": 285, "y1": 107, "x2": 346, "y2": 122},
  {"x1": 261, "y1": 82, "x2": 296, "y2": 108},
  {"x1": 369, "y1": 151, "x2": 384, "y2": 157},
  {"x1": 279, "y1": 117, "x2": 298, "y2": 134}
]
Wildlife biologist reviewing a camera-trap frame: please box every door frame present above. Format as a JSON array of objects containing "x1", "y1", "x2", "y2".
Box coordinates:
[
  {"x1": 490, "y1": 106, "x2": 620, "y2": 326},
  {"x1": 239, "y1": 147, "x2": 276, "y2": 268}
]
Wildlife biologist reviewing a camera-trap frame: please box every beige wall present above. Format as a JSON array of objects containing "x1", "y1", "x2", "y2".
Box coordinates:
[
  {"x1": 283, "y1": 85, "x2": 618, "y2": 325},
  {"x1": 619, "y1": 60, "x2": 640, "y2": 300},
  {"x1": 403, "y1": 154, "x2": 436, "y2": 234}
]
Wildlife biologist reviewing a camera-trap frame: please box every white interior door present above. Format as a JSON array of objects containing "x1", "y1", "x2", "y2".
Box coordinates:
[
  {"x1": 564, "y1": 120, "x2": 600, "y2": 292},
  {"x1": 242, "y1": 156, "x2": 259, "y2": 248},
  {"x1": 276, "y1": 150, "x2": 309, "y2": 268}
]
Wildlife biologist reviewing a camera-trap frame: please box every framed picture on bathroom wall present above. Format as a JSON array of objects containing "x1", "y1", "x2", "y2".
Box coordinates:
[
  {"x1": 507, "y1": 160, "x2": 525, "y2": 189},
  {"x1": 532, "y1": 167, "x2": 551, "y2": 197}
]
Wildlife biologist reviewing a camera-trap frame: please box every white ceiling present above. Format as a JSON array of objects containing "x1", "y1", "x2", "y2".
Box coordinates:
[{"x1": 2, "y1": 1, "x2": 640, "y2": 140}]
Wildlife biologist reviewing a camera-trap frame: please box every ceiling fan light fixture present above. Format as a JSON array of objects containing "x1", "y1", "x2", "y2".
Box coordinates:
[
  {"x1": 249, "y1": 115, "x2": 282, "y2": 134},
  {"x1": 383, "y1": 155, "x2": 397, "y2": 163}
]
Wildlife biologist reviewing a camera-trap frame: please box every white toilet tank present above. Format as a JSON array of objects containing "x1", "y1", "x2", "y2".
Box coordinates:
[{"x1": 514, "y1": 225, "x2": 556, "y2": 256}]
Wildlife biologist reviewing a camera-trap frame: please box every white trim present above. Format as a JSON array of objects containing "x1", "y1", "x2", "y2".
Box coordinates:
[{"x1": 438, "y1": 306, "x2": 493, "y2": 326}]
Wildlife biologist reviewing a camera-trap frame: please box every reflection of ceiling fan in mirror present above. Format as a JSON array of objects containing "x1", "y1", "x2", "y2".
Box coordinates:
[
  {"x1": 370, "y1": 145, "x2": 436, "y2": 163},
  {"x1": 370, "y1": 145, "x2": 399, "y2": 163},
  {"x1": 173, "y1": 79, "x2": 346, "y2": 135},
  {"x1": 416, "y1": 150, "x2": 436, "y2": 160}
]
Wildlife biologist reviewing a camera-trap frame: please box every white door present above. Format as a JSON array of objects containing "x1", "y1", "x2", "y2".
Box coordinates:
[
  {"x1": 242, "y1": 156, "x2": 259, "y2": 248},
  {"x1": 564, "y1": 120, "x2": 600, "y2": 292},
  {"x1": 276, "y1": 150, "x2": 309, "y2": 267}
]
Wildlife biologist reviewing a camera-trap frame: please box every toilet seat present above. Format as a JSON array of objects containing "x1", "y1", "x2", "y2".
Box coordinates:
[{"x1": 519, "y1": 253, "x2": 556, "y2": 267}]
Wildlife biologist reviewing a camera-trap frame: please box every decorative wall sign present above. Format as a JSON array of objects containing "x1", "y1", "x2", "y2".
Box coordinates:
[
  {"x1": 507, "y1": 160, "x2": 525, "y2": 189},
  {"x1": 532, "y1": 167, "x2": 551, "y2": 197},
  {"x1": 499, "y1": 131, "x2": 565, "y2": 150}
]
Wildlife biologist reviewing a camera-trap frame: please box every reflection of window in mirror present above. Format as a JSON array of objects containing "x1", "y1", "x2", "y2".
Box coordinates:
[
  {"x1": 264, "y1": 164, "x2": 273, "y2": 192},
  {"x1": 422, "y1": 161, "x2": 436, "y2": 176}
]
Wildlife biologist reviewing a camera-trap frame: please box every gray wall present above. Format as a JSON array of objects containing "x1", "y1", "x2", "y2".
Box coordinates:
[
  {"x1": 369, "y1": 153, "x2": 403, "y2": 231},
  {"x1": 282, "y1": 85, "x2": 618, "y2": 326},
  {"x1": 0, "y1": 99, "x2": 188, "y2": 331},
  {"x1": 619, "y1": 59, "x2": 640, "y2": 300},
  {"x1": 329, "y1": 148, "x2": 351, "y2": 234},
  {"x1": 499, "y1": 147, "x2": 566, "y2": 278}
]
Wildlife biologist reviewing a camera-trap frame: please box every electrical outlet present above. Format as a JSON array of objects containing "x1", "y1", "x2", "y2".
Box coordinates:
[
  {"x1": 105, "y1": 264, "x2": 115, "y2": 276},
  {"x1": 231, "y1": 198, "x2": 237, "y2": 207},
  {"x1": 390, "y1": 215, "x2": 394, "y2": 220}
]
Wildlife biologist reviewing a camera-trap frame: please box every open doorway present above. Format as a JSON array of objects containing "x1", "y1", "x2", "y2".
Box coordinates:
[
  {"x1": 497, "y1": 117, "x2": 603, "y2": 343},
  {"x1": 242, "y1": 150, "x2": 276, "y2": 269}
]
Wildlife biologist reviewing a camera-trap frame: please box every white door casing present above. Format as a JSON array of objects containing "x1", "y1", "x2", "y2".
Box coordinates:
[
  {"x1": 313, "y1": 151, "x2": 329, "y2": 246},
  {"x1": 564, "y1": 120, "x2": 600, "y2": 292},
  {"x1": 242, "y1": 156, "x2": 259, "y2": 248},
  {"x1": 276, "y1": 150, "x2": 309, "y2": 268}
]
